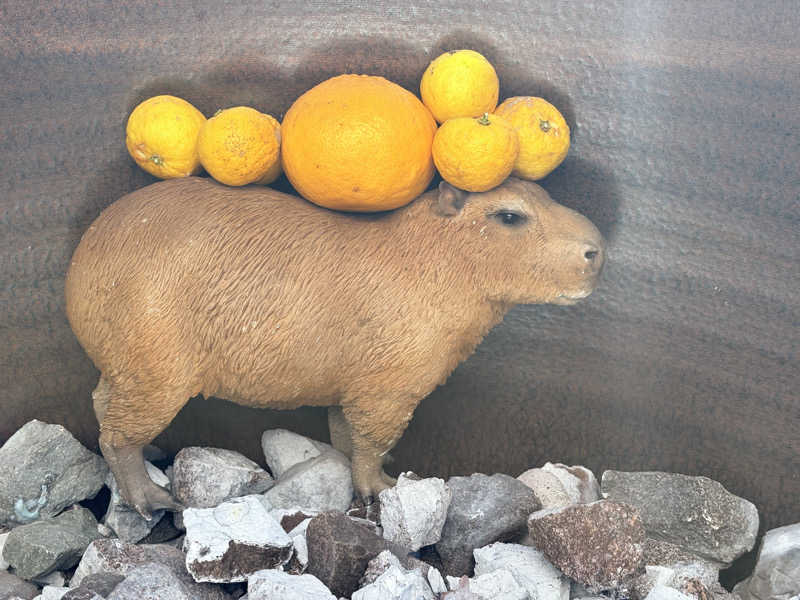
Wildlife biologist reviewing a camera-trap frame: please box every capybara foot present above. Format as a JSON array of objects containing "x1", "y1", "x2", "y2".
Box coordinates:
[
  {"x1": 100, "y1": 441, "x2": 184, "y2": 520},
  {"x1": 352, "y1": 463, "x2": 394, "y2": 505}
]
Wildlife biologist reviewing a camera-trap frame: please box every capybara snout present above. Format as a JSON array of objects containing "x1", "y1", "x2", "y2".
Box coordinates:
[{"x1": 65, "y1": 176, "x2": 605, "y2": 516}]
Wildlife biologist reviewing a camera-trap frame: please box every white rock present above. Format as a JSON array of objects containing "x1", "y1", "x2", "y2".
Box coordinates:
[
  {"x1": 103, "y1": 461, "x2": 169, "y2": 542},
  {"x1": 263, "y1": 450, "x2": 353, "y2": 512},
  {"x1": 426, "y1": 566, "x2": 447, "y2": 595},
  {"x1": 247, "y1": 569, "x2": 336, "y2": 600},
  {"x1": 352, "y1": 564, "x2": 434, "y2": 600},
  {"x1": 260, "y1": 429, "x2": 331, "y2": 479},
  {"x1": 517, "y1": 468, "x2": 572, "y2": 509},
  {"x1": 645, "y1": 585, "x2": 695, "y2": 600},
  {"x1": 517, "y1": 463, "x2": 600, "y2": 509},
  {"x1": 39, "y1": 586, "x2": 70, "y2": 600},
  {"x1": 734, "y1": 522, "x2": 800, "y2": 600},
  {"x1": 183, "y1": 495, "x2": 293, "y2": 583},
  {"x1": 473, "y1": 542, "x2": 569, "y2": 600},
  {"x1": 0, "y1": 531, "x2": 9, "y2": 570},
  {"x1": 378, "y1": 473, "x2": 451, "y2": 551},
  {"x1": 360, "y1": 550, "x2": 403, "y2": 587},
  {"x1": 452, "y1": 568, "x2": 527, "y2": 600}
]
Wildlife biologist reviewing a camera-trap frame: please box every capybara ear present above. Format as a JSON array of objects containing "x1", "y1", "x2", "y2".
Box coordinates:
[{"x1": 435, "y1": 181, "x2": 469, "y2": 217}]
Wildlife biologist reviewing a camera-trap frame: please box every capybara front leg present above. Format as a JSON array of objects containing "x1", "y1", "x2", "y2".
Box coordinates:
[
  {"x1": 100, "y1": 434, "x2": 184, "y2": 519},
  {"x1": 328, "y1": 406, "x2": 353, "y2": 458}
]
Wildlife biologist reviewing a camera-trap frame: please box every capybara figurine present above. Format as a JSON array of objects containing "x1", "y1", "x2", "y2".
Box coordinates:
[{"x1": 65, "y1": 176, "x2": 605, "y2": 518}]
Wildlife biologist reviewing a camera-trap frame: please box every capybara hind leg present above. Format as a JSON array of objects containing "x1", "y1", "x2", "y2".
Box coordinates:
[
  {"x1": 91, "y1": 377, "x2": 111, "y2": 424},
  {"x1": 98, "y1": 384, "x2": 189, "y2": 518},
  {"x1": 99, "y1": 434, "x2": 183, "y2": 519}
]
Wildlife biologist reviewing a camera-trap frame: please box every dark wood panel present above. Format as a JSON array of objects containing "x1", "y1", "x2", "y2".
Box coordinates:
[{"x1": 1, "y1": 4, "x2": 798, "y2": 585}]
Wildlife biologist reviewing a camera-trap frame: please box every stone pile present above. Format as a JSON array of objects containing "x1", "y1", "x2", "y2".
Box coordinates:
[{"x1": 0, "y1": 419, "x2": 796, "y2": 600}]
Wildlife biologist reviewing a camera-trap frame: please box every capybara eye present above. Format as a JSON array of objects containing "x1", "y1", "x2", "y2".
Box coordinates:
[{"x1": 495, "y1": 211, "x2": 526, "y2": 226}]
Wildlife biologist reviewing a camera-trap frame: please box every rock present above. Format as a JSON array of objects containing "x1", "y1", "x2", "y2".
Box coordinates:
[
  {"x1": 263, "y1": 451, "x2": 353, "y2": 513},
  {"x1": 517, "y1": 463, "x2": 600, "y2": 509},
  {"x1": 260, "y1": 429, "x2": 330, "y2": 479},
  {"x1": 734, "y1": 522, "x2": 800, "y2": 600},
  {"x1": 447, "y1": 568, "x2": 527, "y2": 600},
  {"x1": 30, "y1": 572, "x2": 65, "y2": 588},
  {"x1": 183, "y1": 494, "x2": 293, "y2": 583},
  {"x1": 37, "y1": 587, "x2": 69, "y2": 600},
  {"x1": 247, "y1": 569, "x2": 336, "y2": 600},
  {"x1": 3, "y1": 506, "x2": 103, "y2": 579},
  {"x1": 351, "y1": 564, "x2": 434, "y2": 600},
  {"x1": 103, "y1": 461, "x2": 169, "y2": 543},
  {"x1": 426, "y1": 566, "x2": 447, "y2": 595},
  {"x1": 0, "y1": 420, "x2": 108, "y2": 528},
  {"x1": 602, "y1": 471, "x2": 759, "y2": 566},
  {"x1": 435, "y1": 473, "x2": 539, "y2": 576},
  {"x1": 284, "y1": 516, "x2": 314, "y2": 573},
  {"x1": 0, "y1": 531, "x2": 9, "y2": 570},
  {"x1": 138, "y1": 513, "x2": 183, "y2": 544},
  {"x1": 378, "y1": 473, "x2": 451, "y2": 551},
  {"x1": 526, "y1": 500, "x2": 645, "y2": 590},
  {"x1": 473, "y1": 542, "x2": 569, "y2": 600},
  {"x1": 61, "y1": 572, "x2": 126, "y2": 600},
  {"x1": 171, "y1": 447, "x2": 273, "y2": 510},
  {"x1": 305, "y1": 511, "x2": 413, "y2": 598},
  {"x1": 106, "y1": 562, "x2": 194, "y2": 600},
  {"x1": 269, "y1": 507, "x2": 318, "y2": 533},
  {"x1": 440, "y1": 576, "x2": 484, "y2": 599},
  {"x1": 71, "y1": 538, "x2": 228, "y2": 600},
  {"x1": 0, "y1": 571, "x2": 39, "y2": 600},
  {"x1": 645, "y1": 585, "x2": 695, "y2": 600},
  {"x1": 359, "y1": 550, "x2": 404, "y2": 587}
]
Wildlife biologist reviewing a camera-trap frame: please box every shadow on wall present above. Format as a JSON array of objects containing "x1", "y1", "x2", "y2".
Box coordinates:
[{"x1": 69, "y1": 30, "x2": 620, "y2": 459}]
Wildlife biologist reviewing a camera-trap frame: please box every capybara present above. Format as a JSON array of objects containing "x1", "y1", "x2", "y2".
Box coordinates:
[{"x1": 65, "y1": 176, "x2": 605, "y2": 517}]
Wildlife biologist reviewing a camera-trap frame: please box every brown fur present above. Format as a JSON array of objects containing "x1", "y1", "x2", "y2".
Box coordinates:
[{"x1": 65, "y1": 176, "x2": 604, "y2": 512}]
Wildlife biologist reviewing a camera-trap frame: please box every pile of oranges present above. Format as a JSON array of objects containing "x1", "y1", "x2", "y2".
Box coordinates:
[{"x1": 125, "y1": 50, "x2": 570, "y2": 213}]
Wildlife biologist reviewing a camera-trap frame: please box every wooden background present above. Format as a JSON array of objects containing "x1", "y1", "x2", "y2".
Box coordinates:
[{"x1": 1, "y1": 0, "x2": 797, "y2": 581}]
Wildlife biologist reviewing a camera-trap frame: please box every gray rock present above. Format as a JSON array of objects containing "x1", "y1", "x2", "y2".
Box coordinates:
[
  {"x1": 71, "y1": 538, "x2": 228, "y2": 600},
  {"x1": 734, "y1": 522, "x2": 800, "y2": 600},
  {"x1": 263, "y1": 451, "x2": 353, "y2": 513},
  {"x1": 0, "y1": 421, "x2": 108, "y2": 528},
  {"x1": 171, "y1": 447, "x2": 273, "y2": 513},
  {"x1": 0, "y1": 531, "x2": 9, "y2": 570},
  {"x1": 527, "y1": 500, "x2": 645, "y2": 590},
  {"x1": 0, "y1": 571, "x2": 39, "y2": 600},
  {"x1": 247, "y1": 569, "x2": 336, "y2": 600},
  {"x1": 473, "y1": 542, "x2": 569, "y2": 600},
  {"x1": 518, "y1": 463, "x2": 600, "y2": 509},
  {"x1": 645, "y1": 585, "x2": 695, "y2": 600},
  {"x1": 30, "y1": 572, "x2": 65, "y2": 588},
  {"x1": 183, "y1": 495, "x2": 293, "y2": 583},
  {"x1": 62, "y1": 572, "x2": 126, "y2": 600},
  {"x1": 37, "y1": 587, "x2": 70, "y2": 600},
  {"x1": 3, "y1": 506, "x2": 103, "y2": 579},
  {"x1": 447, "y1": 568, "x2": 527, "y2": 600},
  {"x1": 106, "y1": 562, "x2": 193, "y2": 600},
  {"x1": 435, "y1": 473, "x2": 540, "y2": 576},
  {"x1": 602, "y1": 471, "x2": 758, "y2": 566},
  {"x1": 103, "y1": 461, "x2": 169, "y2": 543},
  {"x1": 260, "y1": 429, "x2": 330, "y2": 479},
  {"x1": 352, "y1": 564, "x2": 434, "y2": 600},
  {"x1": 378, "y1": 473, "x2": 451, "y2": 552}
]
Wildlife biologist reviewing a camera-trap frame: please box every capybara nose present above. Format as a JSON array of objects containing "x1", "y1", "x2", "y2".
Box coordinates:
[{"x1": 581, "y1": 241, "x2": 605, "y2": 274}]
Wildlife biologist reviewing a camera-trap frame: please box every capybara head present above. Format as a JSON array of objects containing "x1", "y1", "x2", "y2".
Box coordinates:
[{"x1": 434, "y1": 177, "x2": 605, "y2": 306}]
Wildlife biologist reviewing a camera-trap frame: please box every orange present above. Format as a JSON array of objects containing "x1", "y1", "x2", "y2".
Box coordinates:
[
  {"x1": 432, "y1": 113, "x2": 519, "y2": 192},
  {"x1": 125, "y1": 95, "x2": 206, "y2": 179},
  {"x1": 197, "y1": 106, "x2": 282, "y2": 186},
  {"x1": 420, "y1": 50, "x2": 499, "y2": 124},
  {"x1": 493, "y1": 96, "x2": 570, "y2": 180},
  {"x1": 281, "y1": 74, "x2": 437, "y2": 212}
]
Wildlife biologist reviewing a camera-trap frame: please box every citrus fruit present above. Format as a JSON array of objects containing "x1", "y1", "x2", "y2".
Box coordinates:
[
  {"x1": 281, "y1": 74, "x2": 437, "y2": 212},
  {"x1": 432, "y1": 113, "x2": 519, "y2": 192},
  {"x1": 493, "y1": 96, "x2": 570, "y2": 180},
  {"x1": 420, "y1": 50, "x2": 499, "y2": 124},
  {"x1": 197, "y1": 106, "x2": 282, "y2": 186},
  {"x1": 125, "y1": 95, "x2": 206, "y2": 179}
]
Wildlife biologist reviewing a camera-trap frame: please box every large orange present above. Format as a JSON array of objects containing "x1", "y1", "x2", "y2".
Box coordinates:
[{"x1": 281, "y1": 74, "x2": 437, "y2": 212}]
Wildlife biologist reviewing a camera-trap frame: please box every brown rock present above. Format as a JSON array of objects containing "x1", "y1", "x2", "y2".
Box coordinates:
[{"x1": 527, "y1": 499, "x2": 645, "y2": 590}]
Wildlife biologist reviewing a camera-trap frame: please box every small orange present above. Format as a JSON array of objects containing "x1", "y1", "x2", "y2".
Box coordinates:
[
  {"x1": 432, "y1": 113, "x2": 519, "y2": 192},
  {"x1": 420, "y1": 50, "x2": 499, "y2": 124},
  {"x1": 197, "y1": 106, "x2": 282, "y2": 186},
  {"x1": 125, "y1": 95, "x2": 206, "y2": 179},
  {"x1": 493, "y1": 96, "x2": 570, "y2": 180},
  {"x1": 281, "y1": 74, "x2": 437, "y2": 212}
]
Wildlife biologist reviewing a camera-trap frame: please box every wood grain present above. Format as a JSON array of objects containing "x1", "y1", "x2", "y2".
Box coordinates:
[{"x1": 1, "y1": 2, "x2": 797, "y2": 581}]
